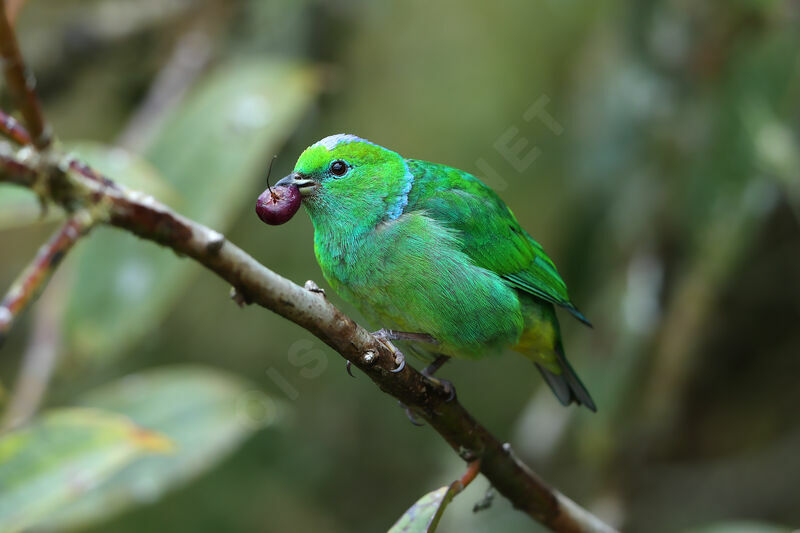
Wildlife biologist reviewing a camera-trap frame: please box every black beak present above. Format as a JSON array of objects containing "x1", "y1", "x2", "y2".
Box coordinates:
[{"x1": 276, "y1": 172, "x2": 316, "y2": 194}]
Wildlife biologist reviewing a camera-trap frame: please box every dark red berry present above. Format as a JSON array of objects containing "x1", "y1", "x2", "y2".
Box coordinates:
[{"x1": 255, "y1": 185, "x2": 301, "y2": 225}]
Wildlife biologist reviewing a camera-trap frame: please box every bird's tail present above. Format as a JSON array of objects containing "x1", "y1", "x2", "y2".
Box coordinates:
[{"x1": 535, "y1": 342, "x2": 596, "y2": 412}]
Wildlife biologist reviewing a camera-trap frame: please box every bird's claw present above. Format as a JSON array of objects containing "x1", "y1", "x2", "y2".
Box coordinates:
[
  {"x1": 420, "y1": 354, "x2": 455, "y2": 400},
  {"x1": 390, "y1": 351, "x2": 405, "y2": 373},
  {"x1": 371, "y1": 331, "x2": 406, "y2": 373},
  {"x1": 399, "y1": 401, "x2": 425, "y2": 426},
  {"x1": 439, "y1": 379, "x2": 456, "y2": 402},
  {"x1": 422, "y1": 374, "x2": 456, "y2": 402},
  {"x1": 345, "y1": 360, "x2": 355, "y2": 378}
]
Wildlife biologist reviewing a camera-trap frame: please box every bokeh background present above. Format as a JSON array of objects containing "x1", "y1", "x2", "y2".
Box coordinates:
[{"x1": 1, "y1": 0, "x2": 799, "y2": 532}]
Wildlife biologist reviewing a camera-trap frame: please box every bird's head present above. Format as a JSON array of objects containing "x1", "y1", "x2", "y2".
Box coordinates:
[{"x1": 276, "y1": 134, "x2": 414, "y2": 227}]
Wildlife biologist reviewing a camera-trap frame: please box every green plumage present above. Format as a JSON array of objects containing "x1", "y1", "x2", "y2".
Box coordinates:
[{"x1": 278, "y1": 134, "x2": 595, "y2": 411}]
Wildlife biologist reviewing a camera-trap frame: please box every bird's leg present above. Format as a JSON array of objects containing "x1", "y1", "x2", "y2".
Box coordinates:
[
  {"x1": 371, "y1": 328, "x2": 438, "y2": 345},
  {"x1": 422, "y1": 354, "x2": 450, "y2": 376},
  {"x1": 421, "y1": 355, "x2": 456, "y2": 402}
]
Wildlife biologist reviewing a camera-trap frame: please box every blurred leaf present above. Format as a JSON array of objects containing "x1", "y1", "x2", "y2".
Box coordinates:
[
  {"x1": 388, "y1": 482, "x2": 461, "y2": 533},
  {"x1": 67, "y1": 142, "x2": 182, "y2": 207},
  {"x1": 685, "y1": 521, "x2": 793, "y2": 533},
  {"x1": 63, "y1": 59, "x2": 318, "y2": 362},
  {"x1": 0, "y1": 187, "x2": 60, "y2": 230},
  {"x1": 0, "y1": 408, "x2": 171, "y2": 532},
  {"x1": 40, "y1": 365, "x2": 280, "y2": 530}
]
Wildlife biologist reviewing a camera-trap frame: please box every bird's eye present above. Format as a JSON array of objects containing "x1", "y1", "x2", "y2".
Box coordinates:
[{"x1": 330, "y1": 160, "x2": 348, "y2": 177}]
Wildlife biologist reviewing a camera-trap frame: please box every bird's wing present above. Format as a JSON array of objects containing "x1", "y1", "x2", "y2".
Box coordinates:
[{"x1": 404, "y1": 159, "x2": 590, "y2": 326}]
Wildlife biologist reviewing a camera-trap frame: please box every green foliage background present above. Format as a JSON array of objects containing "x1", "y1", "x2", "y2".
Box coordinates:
[{"x1": 1, "y1": 0, "x2": 799, "y2": 531}]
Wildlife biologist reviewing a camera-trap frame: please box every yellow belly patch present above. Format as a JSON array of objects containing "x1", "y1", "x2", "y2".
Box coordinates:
[
  {"x1": 512, "y1": 320, "x2": 560, "y2": 373},
  {"x1": 513, "y1": 320, "x2": 556, "y2": 352}
]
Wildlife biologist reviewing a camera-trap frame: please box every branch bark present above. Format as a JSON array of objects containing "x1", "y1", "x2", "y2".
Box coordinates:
[
  {"x1": 0, "y1": 0, "x2": 50, "y2": 149},
  {"x1": 0, "y1": 109, "x2": 32, "y2": 145},
  {"x1": 0, "y1": 144, "x2": 616, "y2": 533}
]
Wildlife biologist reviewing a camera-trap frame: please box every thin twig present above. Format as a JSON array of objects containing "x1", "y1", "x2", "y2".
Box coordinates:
[
  {"x1": 0, "y1": 0, "x2": 51, "y2": 149},
  {"x1": 0, "y1": 148, "x2": 616, "y2": 533},
  {"x1": 458, "y1": 459, "x2": 482, "y2": 492},
  {"x1": 117, "y1": 27, "x2": 213, "y2": 152},
  {"x1": 0, "y1": 109, "x2": 31, "y2": 145},
  {"x1": 0, "y1": 211, "x2": 94, "y2": 347},
  {"x1": 0, "y1": 140, "x2": 36, "y2": 185},
  {"x1": 4, "y1": 0, "x2": 28, "y2": 25},
  {"x1": 1, "y1": 265, "x2": 67, "y2": 431}
]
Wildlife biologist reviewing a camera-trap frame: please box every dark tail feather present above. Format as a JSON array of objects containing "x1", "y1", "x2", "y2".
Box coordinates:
[{"x1": 535, "y1": 345, "x2": 596, "y2": 412}]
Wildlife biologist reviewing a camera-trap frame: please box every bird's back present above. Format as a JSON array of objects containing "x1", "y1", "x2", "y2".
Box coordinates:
[{"x1": 403, "y1": 159, "x2": 585, "y2": 319}]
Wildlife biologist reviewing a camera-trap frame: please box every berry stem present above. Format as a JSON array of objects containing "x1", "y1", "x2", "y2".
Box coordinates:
[{"x1": 265, "y1": 155, "x2": 278, "y2": 200}]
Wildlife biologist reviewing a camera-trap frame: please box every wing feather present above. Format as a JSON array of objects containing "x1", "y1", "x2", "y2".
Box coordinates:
[{"x1": 404, "y1": 159, "x2": 590, "y2": 326}]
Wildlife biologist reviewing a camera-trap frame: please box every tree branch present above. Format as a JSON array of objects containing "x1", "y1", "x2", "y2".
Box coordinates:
[
  {"x1": 0, "y1": 0, "x2": 51, "y2": 149},
  {"x1": 0, "y1": 109, "x2": 31, "y2": 145},
  {"x1": 1, "y1": 265, "x2": 67, "y2": 431},
  {"x1": 0, "y1": 141, "x2": 36, "y2": 185},
  {"x1": 0, "y1": 143, "x2": 616, "y2": 533},
  {"x1": 0, "y1": 210, "x2": 95, "y2": 346}
]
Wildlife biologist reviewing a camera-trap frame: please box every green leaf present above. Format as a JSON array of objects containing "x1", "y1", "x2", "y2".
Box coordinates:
[
  {"x1": 0, "y1": 187, "x2": 58, "y2": 230},
  {"x1": 388, "y1": 482, "x2": 462, "y2": 533},
  {"x1": 39, "y1": 365, "x2": 280, "y2": 530},
  {"x1": 64, "y1": 59, "x2": 318, "y2": 363},
  {"x1": 685, "y1": 522, "x2": 793, "y2": 533},
  {"x1": 0, "y1": 408, "x2": 171, "y2": 532}
]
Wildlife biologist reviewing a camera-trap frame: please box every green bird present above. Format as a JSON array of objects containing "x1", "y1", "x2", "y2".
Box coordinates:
[{"x1": 276, "y1": 134, "x2": 596, "y2": 411}]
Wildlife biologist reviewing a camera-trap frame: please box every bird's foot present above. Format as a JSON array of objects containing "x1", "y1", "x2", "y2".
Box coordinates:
[
  {"x1": 371, "y1": 330, "x2": 406, "y2": 373},
  {"x1": 398, "y1": 401, "x2": 425, "y2": 426},
  {"x1": 345, "y1": 360, "x2": 354, "y2": 378},
  {"x1": 422, "y1": 355, "x2": 456, "y2": 401},
  {"x1": 423, "y1": 374, "x2": 456, "y2": 401}
]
